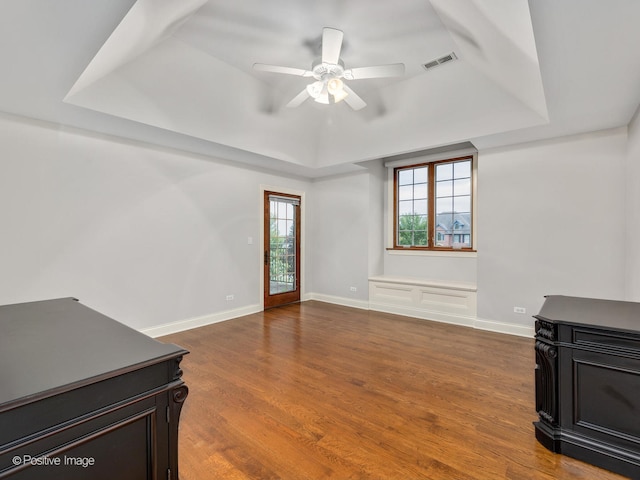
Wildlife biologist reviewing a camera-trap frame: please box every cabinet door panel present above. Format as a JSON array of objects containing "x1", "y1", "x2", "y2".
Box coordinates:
[{"x1": 572, "y1": 351, "x2": 640, "y2": 442}]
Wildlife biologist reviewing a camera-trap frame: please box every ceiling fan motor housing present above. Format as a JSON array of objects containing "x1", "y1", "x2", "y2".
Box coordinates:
[{"x1": 311, "y1": 59, "x2": 345, "y2": 81}]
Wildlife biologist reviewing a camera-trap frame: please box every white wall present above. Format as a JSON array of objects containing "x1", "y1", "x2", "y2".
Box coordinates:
[
  {"x1": 367, "y1": 161, "x2": 385, "y2": 278},
  {"x1": 626, "y1": 108, "x2": 640, "y2": 302},
  {"x1": 0, "y1": 114, "x2": 311, "y2": 330},
  {"x1": 307, "y1": 171, "x2": 372, "y2": 304},
  {"x1": 383, "y1": 252, "x2": 478, "y2": 284},
  {"x1": 477, "y1": 128, "x2": 627, "y2": 327},
  {"x1": 2, "y1": 111, "x2": 636, "y2": 335}
]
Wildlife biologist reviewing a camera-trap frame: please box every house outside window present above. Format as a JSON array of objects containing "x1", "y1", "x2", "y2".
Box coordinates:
[{"x1": 392, "y1": 155, "x2": 474, "y2": 251}]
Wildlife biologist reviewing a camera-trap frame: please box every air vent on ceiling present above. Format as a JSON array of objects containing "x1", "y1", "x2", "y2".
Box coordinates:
[{"x1": 422, "y1": 52, "x2": 457, "y2": 71}]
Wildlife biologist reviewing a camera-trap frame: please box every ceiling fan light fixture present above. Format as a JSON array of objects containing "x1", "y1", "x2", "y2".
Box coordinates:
[
  {"x1": 332, "y1": 89, "x2": 348, "y2": 103},
  {"x1": 306, "y1": 81, "x2": 324, "y2": 99},
  {"x1": 314, "y1": 91, "x2": 330, "y2": 104},
  {"x1": 326, "y1": 77, "x2": 348, "y2": 103},
  {"x1": 253, "y1": 27, "x2": 405, "y2": 110},
  {"x1": 327, "y1": 77, "x2": 343, "y2": 95},
  {"x1": 307, "y1": 81, "x2": 330, "y2": 104}
]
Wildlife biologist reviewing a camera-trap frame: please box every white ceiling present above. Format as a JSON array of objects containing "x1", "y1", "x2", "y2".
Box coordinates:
[{"x1": 1, "y1": 0, "x2": 639, "y2": 178}]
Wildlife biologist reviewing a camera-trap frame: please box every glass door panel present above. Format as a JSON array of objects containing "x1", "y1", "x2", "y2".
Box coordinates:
[{"x1": 264, "y1": 191, "x2": 301, "y2": 308}]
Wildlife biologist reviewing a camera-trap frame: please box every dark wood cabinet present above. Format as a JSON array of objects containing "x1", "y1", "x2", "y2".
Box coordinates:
[
  {"x1": 534, "y1": 295, "x2": 640, "y2": 478},
  {"x1": 0, "y1": 298, "x2": 188, "y2": 479}
]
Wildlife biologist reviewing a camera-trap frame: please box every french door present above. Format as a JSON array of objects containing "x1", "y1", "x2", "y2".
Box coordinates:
[{"x1": 263, "y1": 191, "x2": 301, "y2": 309}]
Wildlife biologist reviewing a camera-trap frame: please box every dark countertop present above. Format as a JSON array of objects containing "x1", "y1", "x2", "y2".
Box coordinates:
[
  {"x1": 536, "y1": 295, "x2": 640, "y2": 334},
  {"x1": 0, "y1": 297, "x2": 187, "y2": 410}
]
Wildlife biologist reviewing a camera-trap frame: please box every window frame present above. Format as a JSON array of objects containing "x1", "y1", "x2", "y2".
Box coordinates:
[{"x1": 391, "y1": 155, "x2": 476, "y2": 252}]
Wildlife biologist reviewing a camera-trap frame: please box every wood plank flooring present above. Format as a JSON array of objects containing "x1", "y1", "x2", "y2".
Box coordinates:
[{"x1": 160, "y1": 301, "x2": 627, "y2": 479}]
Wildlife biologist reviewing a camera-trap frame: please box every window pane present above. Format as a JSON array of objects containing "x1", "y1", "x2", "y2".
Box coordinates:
[
  {"x1": 435, "y1": 213, "x2": 453, "y2": 247},
  {"x1": 399, "y1": 214, "x2": 416, "y2": 230},
  {"x1": 399, "y1": 185, "x2": 413, "y2": 201},
  {"x1": 397, "y1": 212, "x2": 427, "y2": 247},
  {"x1": 278, "y1": 219, "x2": 287, "y2": 236},
  {"x1": 436, "y1": 213, "x2": 454, "y2": 228},
  {"x1": 454, "y1": 160, "x2": 471, "y2": 178},
  {"x1": 398, "y1": 169, "x2": 413, "y2": 185},
  {"x1": 453, "y1": 178, "x2": 470, "y2": 196},
  {"x1": 398, "y1": 229, "x2": 412, "y2": 245},
  {"x1": 414, "y1": 167, "x2": 428, "y2": 184},
  {"x1": 414, "y1": 230, "x2": 427, "y2": 246},
  {"x1": 454, "y1": 236, "x2": 471, "y2": 248},
  {"x1": 398, "y1": 214, "x2": 413, "y2": 230},
  {"x1": 269, "y1": 198, "x2": 297, "y2": 294},
  {"x1": 434, "y1": 230, "x2": 447, "y2": 246},
  {"x1": 436, "y1": 180, "x2": 453, "y2": 198},
  {"x1": 414, "y1": 183, "x2": 427, "y2": 199},
  {"x1": 398, "y1": 200, "x2": 413, "y2": 215},
  {"x1": 436, "y1": 197, "x2": 453, "y2": 214},
  {"x1": 414, "y1": 215, "x2": 427, "y2": 231},
  {"x1": 436, "y1": 163, "x2": 453, "y2": 181},
  {"x1": 454, "y1": 196, "x2": 470, "y2": 213},
  {"x1": 414, "y1": 199, "x2": 427, "y2": 215}
]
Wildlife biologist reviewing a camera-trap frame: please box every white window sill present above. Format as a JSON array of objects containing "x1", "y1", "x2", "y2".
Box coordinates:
[{"x1": 386, "y1": 249, "x2": 477, "y2": 258}]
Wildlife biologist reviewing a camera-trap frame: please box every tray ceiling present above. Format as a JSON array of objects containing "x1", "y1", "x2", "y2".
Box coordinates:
[{"x1": 1, "y1": 0, "x2": 639, "y2": 177}]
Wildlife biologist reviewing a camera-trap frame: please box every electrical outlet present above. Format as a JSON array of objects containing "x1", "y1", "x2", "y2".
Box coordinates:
[
  {"x1": 226, "y1": 295, "x2": 234, "y2": 301},
  {"x1": 350, "y1": 286, "x2": 357, "y2": 292},
  {"x1": 513, "y1": 306, "x2": 526, "y2": 314}
]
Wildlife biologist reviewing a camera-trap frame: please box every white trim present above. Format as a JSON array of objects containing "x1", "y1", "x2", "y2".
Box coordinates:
[
  {"x1": 307, "y1": 289, "x2": 532, "y2": 339},
  {"x1": 140, "y1": 304, "x2": 261, "y2": 338},
  {"x1": 370, "y1": 303, "x2": 533, "y2": 338},
  {"x1": 304, "y1": 293, "x2": 370, "y2": 310},
  {"x1": 384, "y1": 147, "x2": 478, "y2": 168},
  {"x1": 368, "y1": 275, "x2": 476, "y2": 292},
  {"x1": 387, "y1": 249, "x2": 477, "y2": 258},
  {"x1": 139, "y1": 298, "x2": 534, "y2": 340},
  {"x1": 474, "y1": 317, "x2": 535, "y2": 338},
  {"x1": 369, "y1": 302, "x2": 475, "y2": 328}
]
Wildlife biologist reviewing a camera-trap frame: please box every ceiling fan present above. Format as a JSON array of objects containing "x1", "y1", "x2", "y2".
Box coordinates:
[{"x1": 253, "y1": 27, "x2": 405, "y2": 111}]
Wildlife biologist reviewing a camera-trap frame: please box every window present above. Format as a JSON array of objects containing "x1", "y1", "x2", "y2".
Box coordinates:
[{"x1": 394, "y1": 156, "x2": 474, "y2": 250}]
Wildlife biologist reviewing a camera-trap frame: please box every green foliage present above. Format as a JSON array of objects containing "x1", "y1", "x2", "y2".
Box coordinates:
[
  {"x1": 397, "y1": 215, "x2": 427, "y2": 246},
  {"x1": 270, "y1": 217, "x2": 295, "y2": 285}
]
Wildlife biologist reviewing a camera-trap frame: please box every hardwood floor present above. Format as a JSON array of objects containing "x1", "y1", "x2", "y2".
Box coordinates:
[{"x1": 160, "y1": 301, "x2": 627, "y2": 479}]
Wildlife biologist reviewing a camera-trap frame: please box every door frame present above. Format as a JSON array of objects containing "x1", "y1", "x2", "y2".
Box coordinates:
[{"x1": 260, "y1": 185, "x2": 305, "y2": 311}]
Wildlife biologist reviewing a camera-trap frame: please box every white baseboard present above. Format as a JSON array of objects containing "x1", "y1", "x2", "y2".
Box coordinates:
[
  {"x1": 370, "y1": 302, "x2": 534, "y2": 338},
  {"x1": 474, "y1": 317, "x2": 534, "y2": 338},
  {"x1": 369, "y1": 302, "x2": 476, "y2": 328},
  {"x1": 140, "y1": 304, "x2": 262, "y2": 338},
  {"x1": 140, "y1": 297, "x2": 534, "y2": 340},
  {"x1": 304, "y1": 293, "x2": 370, "y2": 310},
  {"x1": 307, "y1": 292, "x2": 534, "y2": 338}
]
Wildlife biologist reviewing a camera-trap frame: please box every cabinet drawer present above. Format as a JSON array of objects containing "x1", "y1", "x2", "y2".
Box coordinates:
[{"x1": 573, "y1": 329, "x2": 640, "y2": 354}]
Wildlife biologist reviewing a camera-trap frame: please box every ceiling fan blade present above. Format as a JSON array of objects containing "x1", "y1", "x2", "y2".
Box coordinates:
[
  {"x1": 321, "y1": 28, "x2": 344, "y2": 65},
  {"x1": 343, "y1": 63, "x2": 405, "y2": 80},
  {"x1": 253, "y1": 63, "x2": 313, "y2": 77},
  {"x1": 342, "y1": 84, "x2": 366, "y2": 111},
  {"x1": 286, "y1": 88, "x2": 311, "y2": 108}
]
